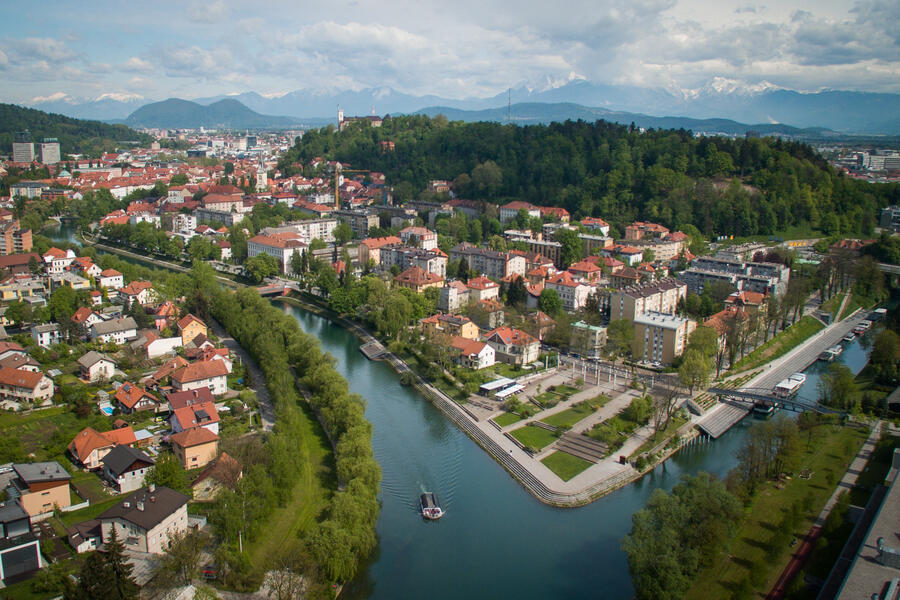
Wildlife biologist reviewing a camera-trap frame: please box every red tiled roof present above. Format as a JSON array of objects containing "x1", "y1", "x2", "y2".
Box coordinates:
[
  {"x1": 394, "y1": 266, "x2": 443, "y2": 286},
  {"x1": 68, "y1": 426, "x2": 136, "y2": 461},
  {"x1": 114, "y1": 382, "x2": 157, "y2": 410},
  {"x1": 177, "y1": 314, "x2": 206, "y2": 331},
  {"x1": 0, "y1": 367, "x2": 43, "y2": 389},
  {"x1": 486, "y1": 326, "x2": 537, "y2": 347},
  {"x1": 170, "y1": 426, "x2": 218, "y2": 448},
  {"x1": 171, "y1": 360, "x2": 229, "y2": 383}
]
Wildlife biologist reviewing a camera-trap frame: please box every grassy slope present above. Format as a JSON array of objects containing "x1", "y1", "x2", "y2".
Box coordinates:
[
  {"x1": 509, "y1": 424, "x2": 558, "y2": 451},
  {"x1": 730, "y1": 315, "x2": 825, "y2": 373},
  {"x1": 246, "y1": 401, "x2": 335, "y2": 567},
  {"x1": 686, "y1": 425, "x2": 868, "y2": 599}
]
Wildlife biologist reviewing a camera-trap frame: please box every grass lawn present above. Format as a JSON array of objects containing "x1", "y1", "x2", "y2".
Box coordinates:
[
  {"x1": 730, "y1": 315, "x2": 825, "y2": 373},
  {"x1": 839, "y1": 294, "x2": 865, "y2": 321},
  {"x1": 553, "y1": 384, "x2": 580, "y2": 397},
  {"x1": 493, "y1": 412, "x2": 524, "y2": 427},
  {"x1": 0, "y1": 579, "x2": 59, "y2": 600},
  {"x1": 60, "y1": 492, "x2": 132, "y2": 527},
  {"x1": 541, "y1": 402, "x2": 597, "y2": 429},
  {"x1": 246, "y1": 400, "x2": 335, "y2": 569},
  {"x1": 70, "y1": 470, "x2": 109, "y2": 504},
  {"x1": 685, "y1": 424, "x2": 869, "y2": 599},
  {"x1": 509, "y1": 424, "x2": 559, "y2": 452},
  {"x1": 541, "y1": 451, "x2": 593, "y2": 481},
  {"x1": 628, "y1": 415, "x2": 689, "y2": 459},
  {"x1": 534, "y1": 391, "x2": 564, "y2": 408}
]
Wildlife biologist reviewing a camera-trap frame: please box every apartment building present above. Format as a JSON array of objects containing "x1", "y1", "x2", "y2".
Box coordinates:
[
  {"x1": 631, "y1": 311, "x2": 696, "y2": 365},
  {"x1": 609, "y1": 279, "x2": 687, "y2": 322},
  {"x1": 450, "y1": 243, "x2": 526, "y2": 279}
]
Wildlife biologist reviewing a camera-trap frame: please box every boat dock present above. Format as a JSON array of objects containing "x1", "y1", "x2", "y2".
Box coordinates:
[
  {"x1": 360, "y1": 340, "x2": 387, "y2": 360},
  {"x1": 696, "y1": 402, "x2": 752, "y2": 439}
]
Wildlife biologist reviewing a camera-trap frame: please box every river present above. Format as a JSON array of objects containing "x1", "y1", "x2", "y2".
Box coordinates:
[
  {"x1": 45, "y1": 224, "x2": 873, "y2": 598},
  {"x1": 278, "y1": 302, "x2": 875, "y2": 600}
]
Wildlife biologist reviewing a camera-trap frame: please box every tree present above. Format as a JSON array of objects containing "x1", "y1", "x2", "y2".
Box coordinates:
[
  {"x1": 607, "y1": 319, "x2": 633, "y2": 358},
  {"x1": 506, "y1": 276, "x2": 527, "y2": 307},
  {"x1": 678, "y1": 350, "x2": 711, "y2": 393},
  {"x1": 538, "y1": 288, "x2": 563, "y2": 316},
  {"x1": 156, "y1": 530, "x2": 209, "y2": 587},
  {"x1": 145, "y1": 453, "x2": 191, "y2": 496},
  {"x1": 334, "y1": 222, "x2": 353, "y2": 245},
  {"x1": 49, "y1": 284, "x2": 77, "y2": 322},
  {"x1": 623, "y1": 473, "x2": 741, "y2": 600},
  {"x1": 470, "y1": 160, "x2": 502, "y2": 197},
  {"x1": 244, "y1": 253, "x2": 280, "y2": 283},
  {"x1": 870, "y1": 329, "x2": 900, "y2": 384},
  {"x1": 818, "y1": 362, "x2": 858, "y2": 411},
  {"x1": 554, "y1": 228, "x2": 582, "y2": 268},
  {"x1": 66, "y1": 528, "x2": 139, "y2": 600},
  {"x1": 685, "y1": 326, "x2": 718, "y2": 360}
]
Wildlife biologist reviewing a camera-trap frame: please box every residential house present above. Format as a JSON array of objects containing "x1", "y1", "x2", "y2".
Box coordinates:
[
  {"x1": 399, "y1": 226, "x2": 438, "y2": 250},
  {"x1": 569, "y1": 321, "x2": 608, "y2": 359},
  {"x1": 98, "y1": 485, "x2": 190, "y2": 554},
  {"x1": 0, "y1": 502, "x2": 43, "y2": 580},
  {"x1": 42, "y1": 248, "x2": 75, "y2": 275},
  {"x1": 101, "y1": 446, "x2": 155, "y2": 494},
  {"x1": 247, "y1": 233, "x2": 307, "y2": 274},
  {"x1": 170, "y1": 360, "x2": 229, "y2": 395},
  {"x1": 472, "y1": 298, "x2": 505, "y2": 330},
  {"x1": 567, "y1": 260, "x2": 602, "y2": 283},
  {"x1": 90, "y1": 317, "x2": 138, "y2": 344},
  {"x1": 150, "y1": 356, "x2": 189, "y2": 385},
  {"x1": 450, "y1": 243, "x2": 526, "y2": 279},
  {"x1": 76, "y1": 351, "x2": 116, "y2": 382},
  {"x1": 545, "y1": 271, "x2": 593, "y2": 311},
  {"x1": 114, "y1": 382, "x2": 161, "y2": 414},
  {"x1": 118, "y1": 281, "x2": 156, "y2": 306},
  {"x1": 67, "y1": 519, "x2": 102, "y2": 554},
  {"x1": 724, "y1": 291, "x2": 767, "y2": 314},
  {"x1": 191, "y1": 453, "x2": 242, "y2": 501},
  {"x1": 581, "y1": 217, "x2": 610, "y2": 236},
  {"x1": 166, "y1": 387, "x2": 215, "y2": 411},
  {"x1": 357, "y1": 236, "x2": 402, "y2": 266},
  {"x1": 170, "y1": 428, "x2": 219, "y2": 470},
  {"x1": 8, "y1": 462, "x2": 71, "y2": 517},
  {"x1": 153, "y1": 301, "x2": 178, "y2": 330},
  {"x1": 484, "y1": 327, "x2": 540, "y2": 366},
  {"x1": 99, "y1": 269, "x2": 123, "y2": 290},
  {"x1": 71, "y1": 306, "x2": 103, "y2": 335},
  {"x1": 499, "y1": 201, "x2": 540, "y2": 223},
  {"x1": 420, "y1": 313, "x2": 480, "y2": 340},
  {"x1": 0, "y1": 367, "x2": 54, "y2": 404},
  {"x1": 30, "y1": 323, "x2": 61, "y2": 348},
  {"x1": 177, "y1": 314, "x2": 207, "y2": 347},
  {"x1": 448, "y1": 336, "x2": 495, "y2": 369},
  {"x1": 0, "y1": 353, "x2": 40, "y2": 373},
  {"x1": 170, "y1": 401, "x2": 220, "y2": 435},
  {"x1": 438, "y1": 281, "x2": 470, "y2": 313},
  {"x1": 380, "y1": 247, "x2": 448, "y2": 278},
  {"x1": 0, "y1": 342, "x2": 25, "y2": 362},
  {"x1": 466, "y1": 276, "x2": 500, "y2": 302},
  {"x1": 525, "y1": 311, "x2": 556, "y2": 340},
  {"x1": 68, "y1": 426, "x2": 136, "y2": 469},
  {"x1": 393, "y1": 266, "x2": 444, "y2": 293}
]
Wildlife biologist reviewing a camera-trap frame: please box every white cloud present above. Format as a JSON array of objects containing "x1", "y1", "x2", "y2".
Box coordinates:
[
  {"x1": 188, "y1": 0, "x2": 229, "y2": 24},
  {"x1": 30, "y1": 92, "x2": 72, "y2": 104},
  {"x1": 123, "y1": 57, "x2": 153, "y2": 73}
]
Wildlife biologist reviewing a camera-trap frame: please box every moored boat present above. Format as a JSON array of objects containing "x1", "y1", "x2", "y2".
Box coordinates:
[
  {"x1": 842, "y1": 333, "x2": 856, "y2": 343},
  {"x1": 420, "y1": 492, "x2": 444, "y2": 520},
  {"x1": 774, "y1": 373, "x2": 806, "y2": 398}
]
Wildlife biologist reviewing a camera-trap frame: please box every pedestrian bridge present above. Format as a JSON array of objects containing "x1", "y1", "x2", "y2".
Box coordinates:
[{"x1": 706, "y1": 387, "x2": 844, "y2": 415}]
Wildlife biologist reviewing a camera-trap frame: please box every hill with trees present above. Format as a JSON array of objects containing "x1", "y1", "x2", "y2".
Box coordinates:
[
  {"x1": 0, "y1": 103, "x2": 151, "y2": 158},
  {"x1": 125, "y1": 98, "x2": 299, "y2": 129},
  {"x1": 279, "y1": 116, "x2": 900, "y2": 238}
]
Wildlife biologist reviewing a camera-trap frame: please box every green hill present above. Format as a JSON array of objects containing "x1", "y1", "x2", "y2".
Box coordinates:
[
  {"x1": 0, "y1": 103, "x2": 151, "y2": 158},
  {"x1": 125, "y1": 98, "x2": 299, "y2": 129}
]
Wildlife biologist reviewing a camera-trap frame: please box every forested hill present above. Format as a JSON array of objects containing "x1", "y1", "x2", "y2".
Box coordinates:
[
  {"x1": 279, "y1": 116, "x2": 900, "y2": 238},
  {"x1": 0, "y1": 103, "x2": 152, "y2": 158}
]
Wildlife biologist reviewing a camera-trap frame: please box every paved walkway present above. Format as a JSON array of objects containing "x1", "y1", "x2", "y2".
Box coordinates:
[{"x1": 209, "y1": 317, "x2": 275, "y2": 431}]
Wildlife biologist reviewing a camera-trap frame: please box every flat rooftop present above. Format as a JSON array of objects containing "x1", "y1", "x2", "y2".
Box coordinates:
[{"x1": 837, "y1": 453, "x2": 900, "y2": 599}]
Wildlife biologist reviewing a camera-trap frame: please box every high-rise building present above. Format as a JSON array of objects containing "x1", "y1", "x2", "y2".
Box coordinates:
[
  {"x1": 12, "y1": 132, "x2": 34, "y2": 163},
  {"x1": 38, "y1": 139, "x2": 60, "y2": 164}
]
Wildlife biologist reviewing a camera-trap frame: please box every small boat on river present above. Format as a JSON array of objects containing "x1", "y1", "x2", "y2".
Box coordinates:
[
  {"x1": 420, "y1": 492, "x2": 444, "y2": 520},
  {"x1": 774, "y1": 373, "x2": 806, "y2": 398}
]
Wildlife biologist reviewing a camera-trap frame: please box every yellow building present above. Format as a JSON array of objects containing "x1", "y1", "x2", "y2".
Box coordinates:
[
  {"x1": 631, "y1": 312, "x2": 696, "y2": 365},
  {"x1": 177, "y1": 314, "x2": 208, "y2": 346},
  {"x1": 420, "y1": 313, "x2": 480, "y2": 340},
  {"x1": 393, "y1": 266, "x2": 444, "y2": 294},
  {"x1": 170, "y1": 428, "x2": 219, "y2": 470}
]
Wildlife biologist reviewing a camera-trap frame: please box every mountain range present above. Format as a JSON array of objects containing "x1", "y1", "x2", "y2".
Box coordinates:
[{"x1": 25, "y1": 80, "x2": 900, "y2": 134}]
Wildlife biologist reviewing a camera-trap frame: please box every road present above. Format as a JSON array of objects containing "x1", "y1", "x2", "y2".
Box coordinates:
[{"x1": 209, "y1": 317, "x2": 275, "y2": 432}]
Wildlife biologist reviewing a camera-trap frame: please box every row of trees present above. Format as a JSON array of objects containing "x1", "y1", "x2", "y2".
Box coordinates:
[{"x1": 210, "y1": 288, "x2": 380, "y2": 586}]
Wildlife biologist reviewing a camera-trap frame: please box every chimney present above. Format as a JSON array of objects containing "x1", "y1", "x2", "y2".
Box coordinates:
[
  {"x1": 137, "y1": 502, "x2": 144, "y2": 511},
  {"x1": 148, "y1": 484, "x2": 156, "y2": 493}
]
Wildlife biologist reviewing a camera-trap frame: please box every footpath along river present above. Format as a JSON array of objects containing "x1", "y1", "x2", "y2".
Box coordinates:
[
  {"x1": 46, "y1": 224, "x2": 873, "y2": 598},
  {"x1": 278, "y1": 301, "x2": 874, "y2": 600}
]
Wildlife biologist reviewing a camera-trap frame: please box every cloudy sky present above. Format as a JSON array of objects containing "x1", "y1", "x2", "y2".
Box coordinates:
[{"x1": 1, "y1": 0, "x2": 897, "y2": 104}]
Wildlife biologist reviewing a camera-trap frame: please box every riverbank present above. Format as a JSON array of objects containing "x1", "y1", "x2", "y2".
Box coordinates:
[{"x1": 278, "y1": 293, "x2": 694, "y2": 507}]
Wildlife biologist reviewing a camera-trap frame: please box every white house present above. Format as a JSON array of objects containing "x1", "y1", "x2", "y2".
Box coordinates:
[
  {"x1": 90, "y1": 317, "x2": 138, "y2": 345},
  {"x1": 31, "y1": 324, "x2": 61, "y2": 349},
  {"x1": 170, "y1": 360, "x2": 229, "y2": 395},
  {"x1": 76, "y1": 351, "x2": 117, "y2": 382},
  {"x1": 99, "y1": 269, "x2": 124, "y2": 290},
  {"x1": 145, "y1": 337, "x2": 183, "y2": 359}
]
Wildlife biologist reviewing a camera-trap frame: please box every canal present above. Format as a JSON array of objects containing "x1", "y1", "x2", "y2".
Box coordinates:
[
  {"x1": 46, "y1": 224, "x2": 874, "y2": 598},
  {"x1": 278, "y1": 302, "x2": 875, "y2": 600}
]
